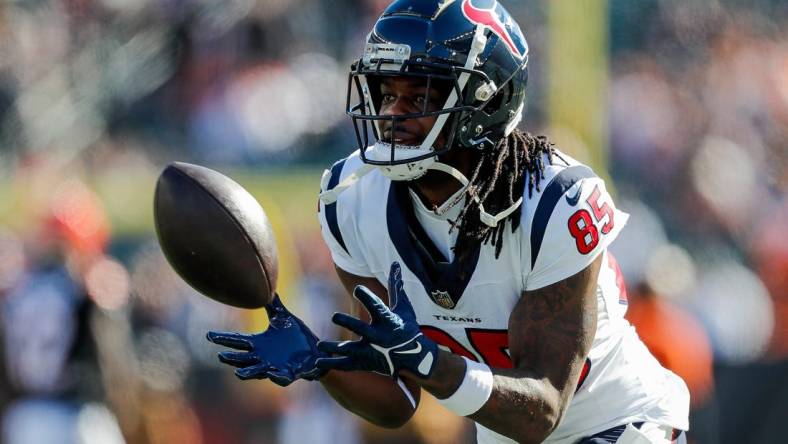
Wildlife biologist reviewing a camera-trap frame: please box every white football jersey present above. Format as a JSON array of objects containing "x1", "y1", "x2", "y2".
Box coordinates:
[{"x1": 317, "y1": 149, "x2": 689, "y2": 443}]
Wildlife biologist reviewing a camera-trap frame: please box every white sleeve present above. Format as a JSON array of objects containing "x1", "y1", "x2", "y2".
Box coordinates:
[
  {"x1": 317, "y1": 161, "x2": 375, "y2": 278},
  {"x1": 524, "y1": 173, "x2": 629, "y2": 291}
]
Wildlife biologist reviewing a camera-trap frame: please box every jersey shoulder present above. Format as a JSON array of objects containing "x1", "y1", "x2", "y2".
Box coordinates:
[
  {"x1": 519, "y1": 149, "x2": 629, "y2": 290},
  {"x1": 520, "y1": 149, "x2": 601, "y2": 231},
  {"x1": 317, "y1": 150, "x2": 388, "y2": 277},
  {"x1": 319, "y1": 149, "x2": 389, "y2": 209}
]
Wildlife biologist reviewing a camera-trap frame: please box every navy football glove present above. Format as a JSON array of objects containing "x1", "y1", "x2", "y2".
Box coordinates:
[
  {"x1": 316, "y1": 262, "x2": 438, "y2": 379},
  {"x1": 206, "y1": 294, "x2": 326, "y2": 386}
]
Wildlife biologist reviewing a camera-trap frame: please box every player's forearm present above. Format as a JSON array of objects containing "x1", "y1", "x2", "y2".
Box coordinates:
[
  {"x1": 470, "y1": 367, "x2": 564, "y2": 443},
  {"x1": 414, "y1": 351, "x2": 563, "y2": 444},
  {"x1": 453, "y1": 257, "x2": 601, "y2": 442},
  {"x1": 320, "y1": 369, "x2": 418, "y2": 428}
]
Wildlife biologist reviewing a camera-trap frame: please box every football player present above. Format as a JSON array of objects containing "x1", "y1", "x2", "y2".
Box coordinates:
[{"x1": 207, "y1": 1, "x2": 690, "y2": 443}]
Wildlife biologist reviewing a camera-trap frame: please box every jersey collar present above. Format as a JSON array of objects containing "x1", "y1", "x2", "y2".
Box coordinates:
[{"x1": 388, "y1": 182, "x2": 480, "y2": 310}]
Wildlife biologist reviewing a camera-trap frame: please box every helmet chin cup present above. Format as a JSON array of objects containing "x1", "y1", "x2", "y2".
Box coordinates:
[
  {"x1": 366, "y1": 141, "x2": 436, "y2": 181},
  {"x1": 379, "y1": 162, "x2": 433, "y2": 181}
]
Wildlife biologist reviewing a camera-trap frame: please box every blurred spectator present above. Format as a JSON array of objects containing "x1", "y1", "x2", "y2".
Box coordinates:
[
  {"x1": 626, "y1": 282, "x2": 718, "y2": 444},
  {"x1": 0, "y1": 177, "x2": 120, "y2": 444},
  {"x1": 749, "y1": 201, "x2": 788, "y2": 359},
  {"x1": 626, "y1": 283, "x2": 714, "y2": 409}
]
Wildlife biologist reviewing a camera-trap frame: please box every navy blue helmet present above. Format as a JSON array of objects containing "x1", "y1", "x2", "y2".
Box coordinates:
[{"x1": 346, "y1": 0, "x2": 529, "y2": 180}]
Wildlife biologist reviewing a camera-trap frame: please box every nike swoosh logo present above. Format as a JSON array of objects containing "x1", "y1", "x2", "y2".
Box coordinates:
[
  {"x1": 394, "y1": 342, "x2": 422, "y2": 355},
  {"x1": 565, "y1": 180, "x2": 584, "y2": 206}
]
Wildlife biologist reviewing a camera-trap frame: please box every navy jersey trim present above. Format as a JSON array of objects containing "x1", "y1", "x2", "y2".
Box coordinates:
[
  {"x1": 578, "y1": 422, "x2": 644, "y2": 443},
  {"x1": 405, "y1": 197, "x2": 448, "y2": 263},
  {"x1": 387, "y1": 183, "x2": 480, "y2": 309},
  {"x1": 530, "y1": 165, "x2": 596, "y2": 268},
  {"x1": 324, "y1": 159, "x2": 349, "y2": 254}
]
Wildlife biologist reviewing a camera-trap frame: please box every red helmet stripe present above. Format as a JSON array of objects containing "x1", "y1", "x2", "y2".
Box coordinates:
[{"x1": 462, "y1": 0, "x2": 522, "y2": 58}]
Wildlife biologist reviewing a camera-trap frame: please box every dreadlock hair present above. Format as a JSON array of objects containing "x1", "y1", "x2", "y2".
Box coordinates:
[{"x1": 450, "y1": 129, "x2": 555, "y2": 262}]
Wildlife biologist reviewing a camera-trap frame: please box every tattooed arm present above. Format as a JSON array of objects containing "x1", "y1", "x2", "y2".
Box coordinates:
[{"x1": 408, "y1": 255, "x2": 601, "y2": 443}]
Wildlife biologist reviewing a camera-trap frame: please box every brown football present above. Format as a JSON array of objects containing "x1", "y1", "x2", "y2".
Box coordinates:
[{"x1": 154, "y1": 162, "x2": 278, "y2": 308}]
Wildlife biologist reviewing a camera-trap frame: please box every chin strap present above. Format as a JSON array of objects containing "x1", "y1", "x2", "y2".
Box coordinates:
[
  {"x1": 477, "y1": 195, "x2": 523, "y2": 228},
  {"x1": 320, "y1": 160, "x2": 522, "y2": 228},
  {"x1": 430, "y1": 162, "x2": 522, "y2": 227},
  {"x1": 319, "y1": 164, "x2": 375, "y2": 205},
  {"x1": 428, "y1": 162, "x2": 469, "y2": 216}
]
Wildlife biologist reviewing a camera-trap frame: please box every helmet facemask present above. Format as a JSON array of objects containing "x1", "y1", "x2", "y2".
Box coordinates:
[
  {"x1": 346, "y1": 25, "x2": 494, "y2": 181},
  {"x1": 356, "y1": 70, "x2": 460, "y2": 181}
]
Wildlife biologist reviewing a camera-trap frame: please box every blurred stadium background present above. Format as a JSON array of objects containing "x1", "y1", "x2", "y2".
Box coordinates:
[{"x1": 0, "y1": 0, "x2": 786, "y2": 443}]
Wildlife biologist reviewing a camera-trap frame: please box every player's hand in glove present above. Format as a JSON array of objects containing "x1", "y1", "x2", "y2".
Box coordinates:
[
  {"x1": 316, "y1": 262, "x2": 438, "y2": 379},
  {"x1": 206, "y1": 294, "x2": 326, "y2": 386}
]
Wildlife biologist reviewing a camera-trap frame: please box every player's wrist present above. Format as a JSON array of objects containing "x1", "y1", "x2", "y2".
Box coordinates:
[
  {"x1": 400, "y1": 332, "x2": 440, "y2": 379},
  {"x1": 435, "y1": 357, "x2": 494, "y2": 417},
  {"x1": 409, "y1": 349, "x2": 466, "y2": 397}
]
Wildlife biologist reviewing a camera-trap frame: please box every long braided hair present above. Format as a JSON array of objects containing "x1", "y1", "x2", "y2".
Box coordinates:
[{"x1": 449, "y1": 129, "x2": 555, "y2": 261}]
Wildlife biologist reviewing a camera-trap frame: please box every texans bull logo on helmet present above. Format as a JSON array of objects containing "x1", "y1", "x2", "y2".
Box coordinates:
[{"x1": 461, "y1": 0, "x2": 527, "y2": 59}]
